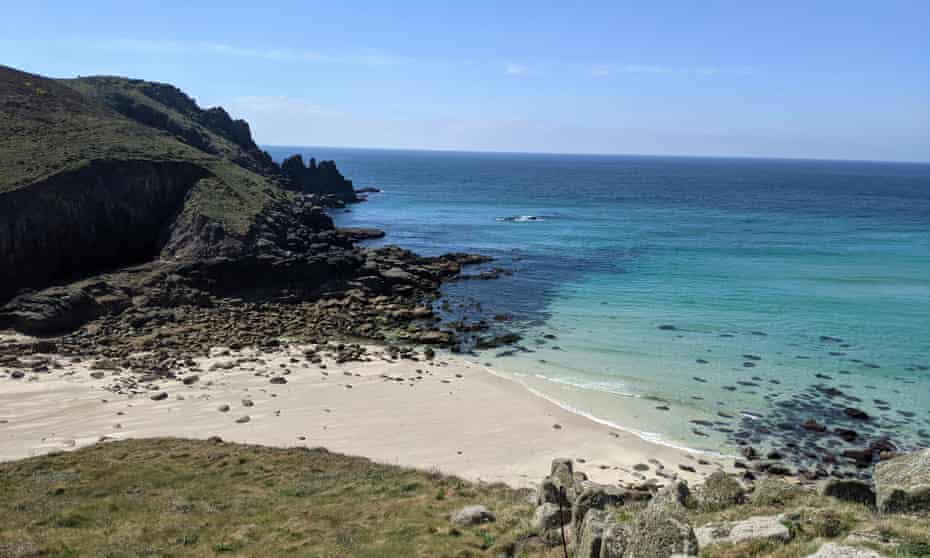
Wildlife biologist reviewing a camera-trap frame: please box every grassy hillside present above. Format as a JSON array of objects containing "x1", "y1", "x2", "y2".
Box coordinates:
[
  {"x1": 0, "y1": 66, "x2": 199, "y2": 193},
  {"x1": 64, "y1": 75, "x2": 275, "y2": 174},
  {"x1": 1, "y1": 65, "x2": 287, "y2": 236},
  {"x1": 0, "y1": 438, "x2": 536, "y2": 558},
  {"x1": 2, "y1": 439, "x2": 928, "y2": 558}
]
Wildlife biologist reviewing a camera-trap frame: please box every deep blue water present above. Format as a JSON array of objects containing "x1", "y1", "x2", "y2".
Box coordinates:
[{"x1": 269, "y1": 146, "x2": 930, "y2": 461}]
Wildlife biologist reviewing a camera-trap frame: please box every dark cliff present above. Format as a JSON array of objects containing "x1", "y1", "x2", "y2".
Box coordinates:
[
  {"x1": 0, "y1": 65, "x2": 339, "y2": 302},
  {"x1": 280, "y1": 154, "x2": 358, "y2": 202}
]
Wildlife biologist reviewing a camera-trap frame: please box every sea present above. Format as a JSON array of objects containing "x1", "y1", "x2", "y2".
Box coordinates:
[{"x1": 268, "y1": 146, "x2": 930, "y2": 466}]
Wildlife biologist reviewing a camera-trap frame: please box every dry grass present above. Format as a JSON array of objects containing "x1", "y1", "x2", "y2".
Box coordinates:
[
  {"x1": 0, "y1": 438, "x2": 537, "y2": 558},
  {"x1": 2, "y1": 438, "x2": 928, "y2": 557}
]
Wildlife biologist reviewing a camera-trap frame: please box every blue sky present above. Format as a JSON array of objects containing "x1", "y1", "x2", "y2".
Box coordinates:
[{"x1": 3, "y1": 1, "x2": 929, "y2": 161}]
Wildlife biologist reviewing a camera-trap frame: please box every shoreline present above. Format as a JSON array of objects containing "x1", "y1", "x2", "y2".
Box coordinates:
[
  {"x1": 0, "y1": 337, "x2": 731, "y2": 488},
  {"x1": 475, "y1": 361, "x2": 730, "y2": 458}
]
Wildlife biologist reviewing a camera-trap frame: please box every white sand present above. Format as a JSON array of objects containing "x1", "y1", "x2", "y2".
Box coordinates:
[{"x1": 0, "y1": 340, "x2": 730, "y2": 488}]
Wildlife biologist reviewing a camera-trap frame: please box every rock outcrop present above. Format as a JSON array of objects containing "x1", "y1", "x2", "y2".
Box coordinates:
[
  {"x1": 820, "y1": 479, "x2": 876, "y2": 508},
  {"x1": 0, "y1": 160, "x2": 211, "y2": 301},
  {"x1": 805, "y1": 543, "x2": 885, "y2": 558},
  {"x1": 694, "y1": 515, "x2": 792, "y2": 548},
  {"x1": 874, "y1": 448, "x2": 930, "y2": 513},
  {"x1": 451, "y1": 505, "x2": 495, "y2": 526},
  {"x1": 279, "y1": 154, "x2": 358, "y2": 202},
  {"x1": 0, "y1": 64, "x2": 376, "y2": 325}
]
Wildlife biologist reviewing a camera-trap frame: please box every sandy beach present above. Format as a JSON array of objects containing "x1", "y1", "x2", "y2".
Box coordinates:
[{"x1": 0, "y1": 336, "x2": 730, "y2": 488}]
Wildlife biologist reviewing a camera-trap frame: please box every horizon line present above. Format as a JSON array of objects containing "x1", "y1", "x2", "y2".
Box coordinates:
[{"x1": 260, "y1": 143, "x2": 930, "y2": 166}]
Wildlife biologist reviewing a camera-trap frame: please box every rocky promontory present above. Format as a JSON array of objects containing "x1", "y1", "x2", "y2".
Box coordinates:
[{"x1": 0, "y1": 64, "x2": 492, "y2": 352}]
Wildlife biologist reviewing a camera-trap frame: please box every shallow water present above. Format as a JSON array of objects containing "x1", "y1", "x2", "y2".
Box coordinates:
[{"x1": 270, "y1": 147, "x2": 930, "y2": 460}]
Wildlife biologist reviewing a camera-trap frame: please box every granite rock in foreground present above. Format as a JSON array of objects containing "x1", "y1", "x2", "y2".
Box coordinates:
[{"x1": 874, "y1": 448, "x2": 930, "y2": 513}]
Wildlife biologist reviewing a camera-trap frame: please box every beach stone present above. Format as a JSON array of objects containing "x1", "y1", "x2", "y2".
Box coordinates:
[
  {"x1": 269, "y1": 376, "x2": 287, "y2": 384},
  {"x1": 820, "y1": 479, "x2": 876, "y2": 508},
  {"x1": 874, "y1": 448, "x2": 930, "y2": 513},
  {"x1": 575, "y1": 508, "x2": 610, "y2": 558},
  {"x1": 235, "y1": 415, "x2": 250, "y2": 424},
  {"x1": 182, "y1": 374, "x2": 199, "y2": 385},
  {"x1": 451, "y1": 505, "x2": 495, "y2": 526},
  {"x1": 218, "y1": 404, "x2": 230, "y2": 412},
  {"x1": 572, "y1": 484, "x2": 625, "y2": 532},
  {"x1": 624, "y1": 507, "x2": 698, "y2": 557},
  {"x1": 150, "y1": 391, "x2": 168, "y2": 401},
  {"x1": 804, "y1": 543, "x2": 884, "y2": 558},
  {"x1": 532, "y1": 503, "x2": 571, "y2": 530},
  {"x1": 694, "y1": 515, "x2": 791, "y2": 548},
  {"x1": 698, "y1": 471, "x2": 744, "y2": 511}
]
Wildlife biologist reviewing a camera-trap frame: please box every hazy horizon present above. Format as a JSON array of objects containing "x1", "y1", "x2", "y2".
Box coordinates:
[{"x1": 5, "y1": 1, "x2": 929, "y2": 163}]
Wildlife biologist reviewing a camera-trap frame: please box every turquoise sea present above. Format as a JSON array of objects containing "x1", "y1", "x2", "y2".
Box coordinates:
[{"x1": 271, "y1": 147, "x2": 930, "y2": 469}]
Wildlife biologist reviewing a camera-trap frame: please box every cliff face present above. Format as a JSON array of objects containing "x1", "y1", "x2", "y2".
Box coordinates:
[
  {"x1": 0, "y1": 64, "x2": 343, "y2": 304},
  {"x1": 0, "y1": 160, "x2": 210, "y2": 301}
]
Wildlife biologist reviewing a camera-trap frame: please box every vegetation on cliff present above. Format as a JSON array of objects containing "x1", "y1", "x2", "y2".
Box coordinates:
[{"x1": 0, "y1": 64, "x2": 354, "y2": 302}]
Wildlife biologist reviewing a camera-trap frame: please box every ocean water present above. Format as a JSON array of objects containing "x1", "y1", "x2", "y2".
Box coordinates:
[{"x1": 269, "y1": 147, "x2": 930, "y2": 462}]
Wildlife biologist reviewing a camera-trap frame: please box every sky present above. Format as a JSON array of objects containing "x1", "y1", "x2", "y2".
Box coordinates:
[{"x1": 3, "y1": 1, "x2": 930, "y2": 162}]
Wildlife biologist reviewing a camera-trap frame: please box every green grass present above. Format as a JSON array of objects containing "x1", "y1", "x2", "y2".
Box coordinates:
[
  {"x1": 2, "y1": 438, "x2": 928, "y2": 558},
  {"x1": 0, "y1": 438, "x2": 537, "y2": 558},
  {"x1": 1, "y1": 64, "x2": 284, "y2": 236},
  {"x1": 694, "y1": 482, "x2": 930, "y2": 558}
]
